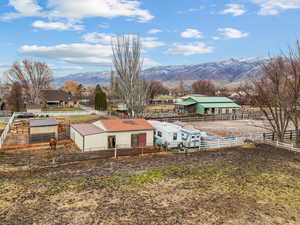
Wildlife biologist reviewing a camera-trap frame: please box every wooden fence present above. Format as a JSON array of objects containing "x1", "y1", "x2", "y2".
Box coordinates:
[
  {"x1": 0, "y1": 146, "x2": 162, "y2": 168},
  {"x1": 147, "y1": 113, "x2": 263, "y2": 123},
  {"x1": 0, "y1": 113, "x2": 16, "y2": 149},
  {"x1": 263, "y1": 130, "x2": 298, "y2": 141},
  {"x1": 263, "y1": 139, "x2": 300, "y2": 153}
]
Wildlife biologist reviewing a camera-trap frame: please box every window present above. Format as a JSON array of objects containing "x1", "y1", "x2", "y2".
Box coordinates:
[
  {"x1": 158, "y1": 131, "x2": 162, "y2": 137},
  {"x1": 173, "y1": 133, "x2": 177, "y2": 141}
]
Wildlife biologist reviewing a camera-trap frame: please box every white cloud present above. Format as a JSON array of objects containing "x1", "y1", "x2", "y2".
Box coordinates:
[
  {"x1": 2, "y1": 0, "x2": 153, "y2": 23},
  {"x1": 2, "y1": 0, "x2": 43, "y2": 20},
  {"x1": 32, "y1": 20, "x2": 84, "y2": 31},
  {"x1": 50, "y1": 65, "x2": 83, "y2": 70},
  {"x1": 221, "y1": 4, "x2": 246, "y2": 16},
  {"x1": 82, "y1": 32, "x2": 113, "y2": 44},
  {"x1": 143, "y1": 58, "x2": 161, "y2": 67},
  {"x1": 181, "y1": 29, "x2": 204, "y2": 39},
  {"x1": 212, "y1": 36, "x2": 220, "y2": 40},
  {"x1": 82, "y1": 33, "x2": 165, "y2": 48},
  {"x1": 47, "y1": 0, "x2": 154, "y2": 23},
  {"x1": 250, "y1": 0, "x2": 300, "y2": 15},
  {"x1": 141, "y1": 37, "x2": 165, "y2": 48},
  {"x1": 148, "y1": 29, "x2": 162, "y2": 34},
  {"x1": 20, "y1": 43, "x2": 113, "y2": 66},
  {"x1": 166, "y1": 42, "x2": 213, "y2": 56},
  {"x1": 19, "y1": 43, "x2": 160, "y2": 67},
  {"x1": 218, "y1": 28, "x2": 249, "y2": 39}
]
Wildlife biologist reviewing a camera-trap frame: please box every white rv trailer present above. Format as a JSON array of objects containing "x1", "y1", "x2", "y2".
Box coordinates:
[
  {"x1": 181, "y1": 126, "x2": 207, "y2": 148},
  {"x1": 148, "y1": 120, "x2": 208, "y2": 149},
  {"x1": 148, "y1": 120, "x2": 183, "y2": 149}
]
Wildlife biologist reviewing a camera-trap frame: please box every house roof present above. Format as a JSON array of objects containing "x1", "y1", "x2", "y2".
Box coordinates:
[
  {"x1": 199, "y1": 103, "x2": 241, "y2": 108},
  {"x1": 41, "y1": 90, "x2": 76, "y2": 102},
  {"x1": 27, "y1": 103, "x2": 41, "y2": 109},
  {"x1": 29, "y1": 119, "x2": 58, "y2": 127},
  {"x1": 189, "y1": 97, "x2": 235, "y2": 103},
  {"x1": 97, "y1": 119, "x2": 154, "y2": 132},
  {"x1": 71, "y1": 124, "x2": 104, "y2": 136},
  {"x1": 176, "y1": 97, "x2": 240, "y2": 107}
]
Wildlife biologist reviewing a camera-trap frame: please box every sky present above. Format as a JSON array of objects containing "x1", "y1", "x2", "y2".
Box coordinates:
[{"x1": 0, "y1": 0, "x2": 300, "y2": 77}]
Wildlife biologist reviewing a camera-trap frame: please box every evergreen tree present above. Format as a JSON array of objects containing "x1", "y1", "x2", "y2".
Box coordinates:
[
  {"x1": 95, "y1": 84, "x2": 102, "y2": 110},
  {"x1": 94, "y1": 84, "x2": 108, "y2": 110}
]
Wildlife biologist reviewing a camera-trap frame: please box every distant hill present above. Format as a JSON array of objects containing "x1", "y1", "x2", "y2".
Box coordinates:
[{"x1": 52, "y1": 57, "x2": 268, "y2": 87}]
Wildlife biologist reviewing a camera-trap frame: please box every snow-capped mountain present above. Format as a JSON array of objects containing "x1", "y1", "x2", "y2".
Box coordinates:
[{"x1": 52, "y1": 57, "x2": 268, "y2": 87}]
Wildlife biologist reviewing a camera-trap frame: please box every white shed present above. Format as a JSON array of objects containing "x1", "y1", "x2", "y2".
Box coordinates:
[
  {"x1": 71, "y1": 119, "x2": 155, "y2": 152},
  {"x1": 70, "y1": 124, "x2": 105, "y2": 151}
]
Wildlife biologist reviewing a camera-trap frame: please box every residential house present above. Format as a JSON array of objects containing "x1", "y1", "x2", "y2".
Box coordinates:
[
  {"x1": 40, "y1": 90, "x2": 79, "y2": 108},
  {"x1": 70, "y1": 118, "x2": 154, "y2": 151},
  {"x1": 176, "y1": 96, "x2": 241, "y2": 115}
]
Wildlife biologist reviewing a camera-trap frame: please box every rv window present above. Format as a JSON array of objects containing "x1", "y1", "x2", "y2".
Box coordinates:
[
  {"x1": 191, "y1": 136, "x2": 195, "y2": 139},
  {"x1": 158, "y1": 131, "x2": 162, "y2": 137},
  {"x1": 154, "y1": 131, "x2": 156, "y2": 135},
  {"x1": 173, "y1": 133, "x2": 177, "y2": 140},
  {"x1": 196, "y1": 136, "x2": 200, "y2": 138}
]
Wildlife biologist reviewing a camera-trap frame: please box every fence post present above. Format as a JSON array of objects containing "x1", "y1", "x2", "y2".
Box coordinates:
[{"x1": 114, "y1": 147, "x2": 117, "y2": 159}]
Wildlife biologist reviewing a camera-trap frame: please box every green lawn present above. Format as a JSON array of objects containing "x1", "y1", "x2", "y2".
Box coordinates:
[{"x1": 0, "y1": 146, "x2": 299, "y2": 225}]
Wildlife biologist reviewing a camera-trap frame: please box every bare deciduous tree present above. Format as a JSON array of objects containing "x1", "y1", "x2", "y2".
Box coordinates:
[
  {"x1": 112, "y1": 35, "x2": 148, "y2": 117},
  {"x1": 6, "y1": 60, "x2": 53, "y2": 104},
  {"x1": 246, "y1": 41, "x2": 300, "y2": 142},
  {"x1": 246, "y1": 57, "x2": 291, "y2": 141},
  {"x1": 192, "y1": 80, "x2": 216, "y2": 96},
  {"x1": 6, "y1": 82, "x2": 25, "y2": 112}
]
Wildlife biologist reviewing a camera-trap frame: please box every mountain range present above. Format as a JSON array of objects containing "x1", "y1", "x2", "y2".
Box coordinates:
[{"x1": 52, "y1": 57, "x2": 268, "y2": 87}]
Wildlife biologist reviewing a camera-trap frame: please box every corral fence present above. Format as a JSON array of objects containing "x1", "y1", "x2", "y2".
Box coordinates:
[
  {"x1": 0, "y1": 146, "x2": 162, "y2": 168},
  {"x1": 0, "y1": 113, "x2": 16, "y2": 149},
  {"x1": 111, "y1": 112, "x2": 263, "y2": 122},
  {"x1": 263, "y1": 130, "x2": 298, "y2": 141},
  {"x1": 34, "y1": 110, "x2": 104, "y2": 117},
  {"x1": 152, "y1": 113, "x2": 264, "y2": 122},
  {"x1": 199, "y1": 137, "x2": 249, "y2": 150},
  {"x1": 263, "y1": 139, "x2": 300, "y2": 153}
]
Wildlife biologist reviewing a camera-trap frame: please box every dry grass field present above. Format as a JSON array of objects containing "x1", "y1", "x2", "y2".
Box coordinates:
[{"x1": 0, "y1": 145, "x2": 300, "y2": 225}]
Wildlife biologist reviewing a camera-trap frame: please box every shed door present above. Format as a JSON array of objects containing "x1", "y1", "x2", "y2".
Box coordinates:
[{"x1": 138, "y1": 133, "x2": 147, "y2": 147}]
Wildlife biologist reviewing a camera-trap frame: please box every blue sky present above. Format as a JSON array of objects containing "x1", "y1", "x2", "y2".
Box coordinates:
[{"x1": 0, "y1": 0, "x2": 300, "y2": 77}]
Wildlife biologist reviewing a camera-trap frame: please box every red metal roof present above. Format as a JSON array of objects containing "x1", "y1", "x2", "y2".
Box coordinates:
[
  {"x1": 71, "y1": 124, "x2": 104, "y2": 136},
  {"x1": 99, "y1": 119, "x2": 154, "y2": 132}
]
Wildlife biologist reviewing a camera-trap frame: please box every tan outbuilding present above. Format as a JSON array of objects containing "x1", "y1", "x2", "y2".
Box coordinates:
[
  {"x1": 29, "y1": 119, "x2": 59, "y2": 143},
  {"x1": 70, "y1": 119, "x2": 154, "y2": 152}
]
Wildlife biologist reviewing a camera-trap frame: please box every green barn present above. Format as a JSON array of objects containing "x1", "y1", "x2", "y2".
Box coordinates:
[{"x1": 176, "y1": 97, "x2": 241, "y2": 115}]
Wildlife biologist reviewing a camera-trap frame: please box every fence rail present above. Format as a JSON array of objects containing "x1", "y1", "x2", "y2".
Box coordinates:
[
  {"x1": 0, "y1": 146, "x2": 162, "y2": 168},
  {"x1": 0, "y1": 113, "x2": 16, "y2": 149},
  {"x1": 112, "y1": 112, "x2": 263, "y2": 122},
  {"x1": 263, "y1": 139, "x2": 300, "y2": 153},
  {"x1": 199, "y1": 137, "x2": 246, "y2": 149},
  {"x1": 263, "y1": 130, "x2": 298, "y2": 141}
]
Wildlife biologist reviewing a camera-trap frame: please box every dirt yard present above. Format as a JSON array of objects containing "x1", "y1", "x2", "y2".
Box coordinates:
[
  {"x1": 177, "y1": 120, "x2": 272, "y2": 137},
  {"x1": 51, "y1": 114, "x2": 108, "y2": 124},
  {"x1": 0, "y1": 145, "x2": 299, "y2": 225}
]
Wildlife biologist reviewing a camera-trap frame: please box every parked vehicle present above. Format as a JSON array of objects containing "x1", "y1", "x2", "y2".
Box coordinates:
[
  {"x1": 181, "y1": 127, "x2": 207, "y2": 148},
  {"x1": 148, "y1": 120, "x2": 183, "y2": 149},
  {"x1": 15, "y1": 113, "x2": 36, "y2": 118}
]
